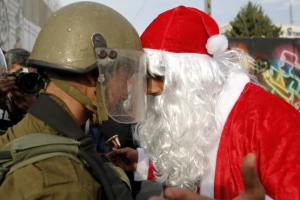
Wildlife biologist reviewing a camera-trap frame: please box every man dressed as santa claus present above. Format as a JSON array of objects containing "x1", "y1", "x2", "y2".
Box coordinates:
[{"x1": 108, "y1": 6, "x2": 300, "y2": 200}]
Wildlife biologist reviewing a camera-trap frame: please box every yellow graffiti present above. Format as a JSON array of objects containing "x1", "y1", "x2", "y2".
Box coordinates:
[
  {"x1": 262, "y1": 67, "x2": 294, "y2": 104},
  {"x1": 255, "y1": 59, "x2": 269, "y2": 74}
]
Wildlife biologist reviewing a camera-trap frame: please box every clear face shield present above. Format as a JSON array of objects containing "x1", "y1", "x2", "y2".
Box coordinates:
[
  {"x1": 0, "y1": 49, "x2": 8, "y2": 80},
  {"x1": 92, "y1": 33, "x2": 147, "y2": 124}
]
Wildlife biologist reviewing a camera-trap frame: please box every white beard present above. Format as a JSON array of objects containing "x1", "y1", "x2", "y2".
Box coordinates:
[{"x1": 133, "y1": 51, "x2": 228, "y2": 192}]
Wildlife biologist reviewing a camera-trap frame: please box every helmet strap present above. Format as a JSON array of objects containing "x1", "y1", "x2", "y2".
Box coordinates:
[
  {"x1": 95, "y1": 82, "x2": 108, "y2": 123},
  {"x1": 44, "y1": 70, "x2": 108, "y2": 123}
]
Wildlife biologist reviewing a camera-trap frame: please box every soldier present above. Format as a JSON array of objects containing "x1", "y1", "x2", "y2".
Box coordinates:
[{"x1": 0, "y1": 2, "x2": 147, "y2": 199}]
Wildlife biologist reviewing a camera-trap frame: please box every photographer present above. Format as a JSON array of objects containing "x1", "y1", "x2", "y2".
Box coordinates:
[{"x1": 0, "y1": 48, "x2": 40, "y2": 130}]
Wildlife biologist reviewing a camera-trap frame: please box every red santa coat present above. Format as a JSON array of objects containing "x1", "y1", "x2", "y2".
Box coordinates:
[{"x1": 134, "y1": 73, "x2": 300, "y2": 199}]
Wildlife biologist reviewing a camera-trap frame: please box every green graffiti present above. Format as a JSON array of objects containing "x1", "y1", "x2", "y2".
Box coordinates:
[{"x1": 254, "y1": 58, "x2": 269, "y2": 74}]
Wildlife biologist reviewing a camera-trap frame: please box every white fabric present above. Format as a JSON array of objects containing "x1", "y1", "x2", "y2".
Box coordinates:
[
  {"x1": 134, "y1": 148, "x2": 150, "y2": 181},
  {"x1": 206, "y1": 34, "x2": 228, "y2": 55},
  {"x1": 200, "y1": 72, "x2": 250, "y2": 197}
]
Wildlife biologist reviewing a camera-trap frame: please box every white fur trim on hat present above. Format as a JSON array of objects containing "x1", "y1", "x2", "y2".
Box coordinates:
[{"x1": 206, "y1": 34, "x2": 228, "y2": 55}]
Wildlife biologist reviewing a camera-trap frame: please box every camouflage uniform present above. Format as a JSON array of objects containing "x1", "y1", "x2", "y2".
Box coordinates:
[{"x1": 0, "y1": 94, "x2": 101, "y2": 200}]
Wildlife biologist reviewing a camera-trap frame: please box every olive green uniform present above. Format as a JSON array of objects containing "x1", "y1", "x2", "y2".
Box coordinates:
[{"x1": 0, "y1": 94, "x2": 101, "y2": 200}]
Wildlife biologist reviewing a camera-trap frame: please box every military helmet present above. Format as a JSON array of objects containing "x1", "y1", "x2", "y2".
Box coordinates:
[
  {"x1": 28, "y1": 2, "x2": 147, "y2": 124},
  {"x1": 28, "y1": 2, "x2": 142, "y2": 73}
]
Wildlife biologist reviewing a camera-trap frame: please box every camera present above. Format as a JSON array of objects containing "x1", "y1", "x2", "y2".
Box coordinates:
[{"x1": 11, "y1": 68, "x2": 45, "y2": 96}]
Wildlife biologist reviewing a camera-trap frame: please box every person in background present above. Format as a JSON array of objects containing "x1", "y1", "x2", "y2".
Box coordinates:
[
  {"x1": 108, "y1": 6, "x2": 300, "y2": 199},
  {"x1": 0, "y1": 48, "x2": 38, "y2": 130}
]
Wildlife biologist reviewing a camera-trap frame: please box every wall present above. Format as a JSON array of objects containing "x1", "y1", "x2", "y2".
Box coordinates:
[{"x1": 229, "y1": 38, "x2": 300, "y2": 111}]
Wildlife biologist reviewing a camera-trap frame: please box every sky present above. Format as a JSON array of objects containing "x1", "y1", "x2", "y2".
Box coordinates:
[{"x1": 59, "y1": 0, "x2": 300, "y2": 35}]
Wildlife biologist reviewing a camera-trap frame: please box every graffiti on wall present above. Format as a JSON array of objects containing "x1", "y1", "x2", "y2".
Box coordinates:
[{"x1": 229, "y1": 38, "x2": 300, "y2": 111}]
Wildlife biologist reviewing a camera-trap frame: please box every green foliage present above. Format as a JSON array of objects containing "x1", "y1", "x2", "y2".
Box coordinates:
[{"x1": 225, "y1": 1, "x2": 281, "y2": 38}]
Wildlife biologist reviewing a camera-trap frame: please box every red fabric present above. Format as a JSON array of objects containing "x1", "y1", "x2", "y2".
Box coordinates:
[
  {"x1": 215, "y1": 82, "x2": 300, "y2": 199},
  {"x1": 146, "y1": 82, "x2": 300, "y2": 198},
  {"x1": 140, "y1": 6, "x2": 219, "y2": 55},
  {"x1": 147, "y1": 160, "x2": 156, "y2": 181}
]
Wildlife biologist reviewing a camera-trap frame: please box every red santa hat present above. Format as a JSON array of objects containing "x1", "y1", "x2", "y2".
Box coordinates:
[{"x1": 140, "y1": 6, "x2": 228, "y2": 56}]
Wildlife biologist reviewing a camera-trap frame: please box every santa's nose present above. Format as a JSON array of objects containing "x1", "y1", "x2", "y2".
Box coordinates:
[{"x1": 147, "y1": 76, "x2": 164, "y2": 96}]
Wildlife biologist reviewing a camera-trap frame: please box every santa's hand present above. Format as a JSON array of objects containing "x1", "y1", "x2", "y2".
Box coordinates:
[
  {"x1": 233, "y1": 153, "x2": 265, "y2": 200},
  {"x1": 106, "y1": 147, "x2": 138, "y2": 172}
]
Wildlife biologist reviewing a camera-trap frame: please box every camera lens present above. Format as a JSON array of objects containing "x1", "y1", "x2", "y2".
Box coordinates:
[{"x1": 18, "y1": 73, "x2": 42, "y2": 95}]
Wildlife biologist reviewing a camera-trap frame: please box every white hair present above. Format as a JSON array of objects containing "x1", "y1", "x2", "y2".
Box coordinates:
[{"x1": 133, "y1": 48, "x2": 257, "y2": 191}]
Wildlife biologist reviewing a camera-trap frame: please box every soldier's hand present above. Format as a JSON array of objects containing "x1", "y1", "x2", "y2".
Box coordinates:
[
  {"x1": 107, "y1": 147, "x2": 138, "y2": 172},
  {"x1": 0, "y1": 76, "x2": 16, "y2": 98}
]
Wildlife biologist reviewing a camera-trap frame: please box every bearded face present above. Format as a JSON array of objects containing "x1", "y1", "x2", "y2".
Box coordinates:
[{"x1": 133, "y1": 50, "x2": 226, "y2": 191}]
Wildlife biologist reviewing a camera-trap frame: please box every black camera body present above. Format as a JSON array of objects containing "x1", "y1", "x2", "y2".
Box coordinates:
[{"x1": 11, "y1": 68, "x2": 44, "y2": 96}]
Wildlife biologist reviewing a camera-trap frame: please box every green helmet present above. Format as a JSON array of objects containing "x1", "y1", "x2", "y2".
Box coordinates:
[
  {"x1": 29, "y1": 2, "x2": 142, "y2": 73},
  {"x1": 28, "y1": 2, "x2": 147, "y2": 124}
]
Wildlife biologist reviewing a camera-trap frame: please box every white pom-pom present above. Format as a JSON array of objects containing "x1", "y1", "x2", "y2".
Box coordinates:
[{"x1": 206, "y1": 34, "x2": 228, "y2": 55}]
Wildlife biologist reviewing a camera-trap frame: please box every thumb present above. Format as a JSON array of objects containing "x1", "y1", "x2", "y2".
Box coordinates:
[
  {"x1": 241, "y1": 153, "x2": 258, "y2": 189},
  {"x1": 240, "y1": 153, "x2": 265, "y2": 199}
]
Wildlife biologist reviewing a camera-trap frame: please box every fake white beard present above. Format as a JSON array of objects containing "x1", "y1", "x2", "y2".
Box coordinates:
[
  {"x1": 133, "y1": 49, "x2": 253, "y2": 192},
  {"x1": 133, "y1": 52, "x2": 223, "y2": 191}
]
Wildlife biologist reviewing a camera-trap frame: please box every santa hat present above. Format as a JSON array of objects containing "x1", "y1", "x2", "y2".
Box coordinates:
[{"x1": 140, "y1": 6, "x2": 228, "y2": 56}]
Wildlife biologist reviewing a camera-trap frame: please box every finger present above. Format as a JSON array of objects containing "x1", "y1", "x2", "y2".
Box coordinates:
[
  {"x1": 239, "y1": 153, "x2": 265, "y2": 200},
  {"x1": 241, "y1": 153, "x2": 262, "y2": 190},
  {"x1": 106, "y1": 151, "x2": 122, "y2": 161},
  {"x1": 106, "y1": 151, "x2": 117, "y2": 158},
  {"x1": 112, "y1": 147, "x2": 131, "y2": 154},
  {"x1": 109, "y1": 158, "x2": 120, "y2": 166},
  {"x1": 5, "y1": 76, "x2": 16, "y2": 81},
  {"x1": 11, "y1": 90, "x2": 24, "y2": 98},
  {"x1": 0, "y1": 82, "x2": 15, "y2": 91},
  {"x1": 164, "y1": 187, "x2": 212, "y2": 200},
  {"x1": 0, "y1": 85, "x2": 14, "y2": 96},
  {"x1": 10, "y1": 91, "x2": 24, "y2": 102},
  {"x1": 12, "y1": 100, "x2": 28, "y2": 113},
  {"x1": 0, "y1": 77, "x2": 16, "y2": 86},
  {"x1": 241, "y1": 153, "x2": 256, "y2": 189}
]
